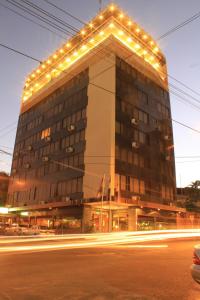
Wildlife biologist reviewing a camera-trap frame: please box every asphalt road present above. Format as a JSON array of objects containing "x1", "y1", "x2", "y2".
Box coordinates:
[{"x1": 0, "y1": 239, "x2": 200, "y2": 300}]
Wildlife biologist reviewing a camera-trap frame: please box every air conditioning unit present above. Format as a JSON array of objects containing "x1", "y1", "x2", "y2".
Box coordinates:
[
  {"x1": 42, "y1": 156, "x2": 49, "y2": 162},
  {"x1": 164, "y1": 135, "x2": 169, "y2": 140},
  {"x1": 14, "y1": 152, "x2": 19, "y2": 157},
  {"x1": 12, "y1": 169, "x2": 17, "y2": 174},
  {"x1": 66, "y1": 146, "x2": 74, "y2": 153},
  {"x1": 165, "y1": 155, "x2": 170, "y2": 161},
  {"x1": 45, "y1": 136, "x2": 51, "y2": 142},
  {"x1": 132, "y1": 195, "x2": 140, "y2": 202},
  {"x1": 27, "y1": 145, "x2": 32, "y2": 151},
  {"x1": 62, "y1": 196, "x2": 71, "y2": 202},
  {"x1": 131, "y1": 118, "x2": 138, "y2": 125},
  {"x1": 132, "y1": 141, "x2": 139, "y2": 149},
  {"x1": 67, "y1": 124, "x2": 75, "y2": 132},
  {"x1": 24, "y1": 163, "x2": 30, "y2": 169}
]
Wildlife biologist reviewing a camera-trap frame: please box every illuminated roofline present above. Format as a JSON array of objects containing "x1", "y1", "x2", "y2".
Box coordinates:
[{"x1": 22, "y1": 3, "x2": 166, "y2": 103}]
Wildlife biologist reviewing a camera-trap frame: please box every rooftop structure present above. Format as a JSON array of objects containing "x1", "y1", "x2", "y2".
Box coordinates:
[{"x1": 22, "y1": 3, "x2": 167, "y2": 106}]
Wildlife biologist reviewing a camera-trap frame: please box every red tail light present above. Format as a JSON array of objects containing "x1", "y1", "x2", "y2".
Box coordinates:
[{"x1": 193, "y1": 252, "x2": 200, "y2": 265}]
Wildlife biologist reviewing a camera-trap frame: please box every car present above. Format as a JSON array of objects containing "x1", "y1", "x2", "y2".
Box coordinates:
[
  {"x1": 191, "y1": 245, "x2": 200, "y2": 284},
  {"x1": 4, "y1": 224, "x2": 40, "y2": 236}
]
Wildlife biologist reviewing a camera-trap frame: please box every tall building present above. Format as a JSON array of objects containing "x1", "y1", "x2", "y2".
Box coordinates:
[
  {"x1": 0, "y1": 172, "x2": 9, "y2": 206},
  {"x1": 7, "y1": 4, "x2": 180, "y2": 232}
]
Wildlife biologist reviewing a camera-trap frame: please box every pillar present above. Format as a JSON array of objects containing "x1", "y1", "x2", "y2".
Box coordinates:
[
  {"x1": 128, "y1": 207, "x2": 137, "y2": 231},
  {"x1": 82, "y1": 205, "x2": 93, "y2": 233}
]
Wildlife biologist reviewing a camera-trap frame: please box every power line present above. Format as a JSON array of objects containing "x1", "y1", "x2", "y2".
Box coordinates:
[
  {"x1": 19, "y1": 0, "x2": 79, "y2": 34},
  {"x1": 158, "y1": 10, "x2": 200, "y2": 40},
  {"x1": 6, "y1": 0, "x2": 200, "y2": 103},
  {"x1": 0, "y1": 42, "x2": 42, "y2": 63},
  {"x1": 4, "y1": 0, "x2": 73, "y2": 36},
  {"x1": 0, "y1": 2, "x2": 66, "y2": 40},
  {"x1": 172, "y1": 119, "x2": 200, "y2": 134},
  {"x1": 42, "y1": 0, "x2": 85, "y2": 25},
  {"x1": 2, "y1": 4, "x2": 200, "y2": 137},
  {"x1": 176, "y1": 156, "x2": 200, "y2": 159}
]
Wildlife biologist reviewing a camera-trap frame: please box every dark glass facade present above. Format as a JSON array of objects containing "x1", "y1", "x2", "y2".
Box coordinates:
[
  {"x1": 8, "y1": 69, "x2": 89, "y2": 207},
  {"x1": 115, "y1": 57, "x2": 176, "y2": 204}
]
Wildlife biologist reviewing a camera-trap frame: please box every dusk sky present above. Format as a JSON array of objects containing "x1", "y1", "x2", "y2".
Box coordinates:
[{"x1": 0, "y1": 0, "x2": 200, "y2": 187}]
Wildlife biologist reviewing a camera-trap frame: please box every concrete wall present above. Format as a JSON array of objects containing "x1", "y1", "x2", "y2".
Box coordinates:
[{"x1": 83, "y1": 54, "x2": 116, "y2": 199}]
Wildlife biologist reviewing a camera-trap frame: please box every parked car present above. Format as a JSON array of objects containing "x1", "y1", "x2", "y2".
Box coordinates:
[
  {"x1": 5, "y1": 224, "x2": 40, "y2": 236},
  {"x1": 191, "y1": 245, "x2": 200, "y2": 284}
]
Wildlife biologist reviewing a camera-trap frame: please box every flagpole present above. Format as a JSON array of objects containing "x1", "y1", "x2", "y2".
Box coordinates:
[{"x1": 100, "y1": 174, "x2": 105, "y2": 232}]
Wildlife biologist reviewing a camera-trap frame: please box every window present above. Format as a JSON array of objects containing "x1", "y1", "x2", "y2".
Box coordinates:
[
  {"x1": 121, "y1": 148, "x2": 127, "y2": 162},
  {"x1": 138, "y1": 90, "x2": 148, "y2": 105},
  {"x1": 41, "y1": 128, "x2": 51, "y2": 140},
  {"x1": 127, "y1": 151, "x2": 133, "y2": 164},
  {"x1": 120, "y1": 175, "x2": 126, "y2": 190},
  {"x1": 140, "y1": 180, "x2": 145, "y2": 194},
  {"x1": 126, "y1": 176, "x2": 130, "y2": 191}
]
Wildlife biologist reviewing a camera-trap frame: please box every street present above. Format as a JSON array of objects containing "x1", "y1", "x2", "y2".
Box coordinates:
[{"x1": 0, "y1": 234, "x2": 200, "y2": 299}]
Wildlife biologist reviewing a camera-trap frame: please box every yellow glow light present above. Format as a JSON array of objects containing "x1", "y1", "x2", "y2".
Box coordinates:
[
  {"x1": 154, "y1": 47, "x2": 159, "y2": 52},
  {"x1": 23, "y1": 96, "x2": 28, "y2": 101},
  {"x1": 135, "y1": 43, "x2": 141, "y2": 49},
  {"x1": 22, "y1": 5, "x2": 166, "y2": 103},
  {"x1": 30, "y1": 87, "x2": 33, "y2": 91},
  {"x1": 81, "y1": 45, "x2": 87, "y2": 50},
  {"x1": 110, "y1": 5, "x2": 115, "y2": 11}
]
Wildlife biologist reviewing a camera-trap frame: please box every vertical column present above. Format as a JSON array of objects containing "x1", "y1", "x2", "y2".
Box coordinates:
[
  {"x1": 128, "y1": 207, "x2": 137, "y2": 231},
  {"x1": 83, "y1": 53, "x2": 116, "y2": 199},
  {"x1": 82, "y1": 205, "x2": 93, "y2": 233}
]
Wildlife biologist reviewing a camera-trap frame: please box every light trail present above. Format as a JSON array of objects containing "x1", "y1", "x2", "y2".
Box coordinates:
[
  {"x1": 0, "y1": 229, "x2": 200, "y2": 253},
  {"x1": 113, "y1": 244, "x2": 169, "y2": 248}
]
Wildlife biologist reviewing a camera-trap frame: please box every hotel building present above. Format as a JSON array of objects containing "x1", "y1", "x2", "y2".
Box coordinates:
[{"x1": 7, "y1": 4, "x2": 181, "y2": 232}]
